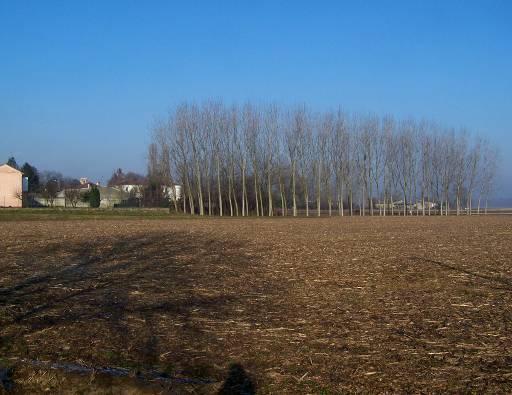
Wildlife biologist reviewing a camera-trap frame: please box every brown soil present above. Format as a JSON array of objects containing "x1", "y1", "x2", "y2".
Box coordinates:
[{"x1": 1, "y1": 216, "x2": 512, "y2": 393}]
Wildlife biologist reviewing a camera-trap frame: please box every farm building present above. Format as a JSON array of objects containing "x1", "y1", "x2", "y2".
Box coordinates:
[
  {"x1": 120, "y1": 184, "x2": 143, "y2": 197},
  {"x1": 97, "y1": 186, "x2": 125, "y2": 208},
  {"x1": 0, "y1": 164, "x2": 27, "y2": 207},
  {"x1": 163, "y1": 185, "x2": 182, "y2": 201},
  {"x1": 120, "y1": 184, "x2": 182, "y2": 201},
  {"x1": 414, "y1": 201, "x2": 438, "y2": 211},
  {"x1": 375, "y1": 201, "x2": 398, "y2": 210},
  {"x1": 33, "y1": 184, "x2": 126, "y2": 208}
]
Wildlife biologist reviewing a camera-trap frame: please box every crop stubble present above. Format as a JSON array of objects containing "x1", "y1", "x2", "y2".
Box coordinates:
[{"x1": 1, "y1": 216, "x2": 511, "y2": 393}]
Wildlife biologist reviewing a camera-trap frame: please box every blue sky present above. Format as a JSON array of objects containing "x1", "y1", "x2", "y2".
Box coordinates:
[{"x1": 1, "y1": 1, "x2": 511, "y2": 196}]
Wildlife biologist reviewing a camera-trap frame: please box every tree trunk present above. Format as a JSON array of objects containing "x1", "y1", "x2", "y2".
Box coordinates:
[
  {"x1": 317, "y1": 162, "x2": 321, "y2": 217},
  {"x1": 349, "y1": 187, "x2": 353, "y2": 216},
  {"x1": 242, "y1": 165, "x2": 246, "y2": 216},
  {"x1": 268, "y1": 172, "x2": 273, "y2": 216},
  {"x1": 195, "y1": 165, "x2": 204, "y2": 216},
  {"x1": 207, "y1": 181, "x2": 212, "y2": 216},
  {"x1": 369, "y1": 181, "x2": 373, "y2": 216},
  {"x1": 340, "y1": 183, "x2": 344, "y2": 217},
  {"x1": 254, "y1": 176, "x2": 259, "y2": 216},
  {"x1": 292, "y1": 161, "x2": 297, "y2": 217},
  {"x1": 233, "y1": 182, "x2": 239, "y2": 216},
  {"x1": 217, "y1": 159, "x2": 223, "y2": 216},
  {"x1": 228, "y1": 176, "x2": 234, "y2": 216},
  {"x1": 305, "y1": 191, "x2": 309, "y2": 217},
  {"x1": 258, "y1": 184, "x2": 264, "y2": 217}
]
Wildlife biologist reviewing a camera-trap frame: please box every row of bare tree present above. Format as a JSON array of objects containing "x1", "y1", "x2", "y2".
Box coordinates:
[{"x1": 148, "y1": 101, "x2": 498, "y2": 216}]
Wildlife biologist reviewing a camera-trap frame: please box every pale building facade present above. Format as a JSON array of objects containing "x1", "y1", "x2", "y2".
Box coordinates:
[{"x1": 0, "y1": 164, "x2": 23, "y2": 207}]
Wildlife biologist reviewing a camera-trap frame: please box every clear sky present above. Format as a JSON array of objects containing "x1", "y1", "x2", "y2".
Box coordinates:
[{"x1": 1, "y1": 1, "x2": 511, "y2": 196}]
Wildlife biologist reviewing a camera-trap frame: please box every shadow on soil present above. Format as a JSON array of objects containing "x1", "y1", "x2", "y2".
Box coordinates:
[
  {"x1": 409, "y1": 256, "x2": 512, "y2": 291},
  {"x1": 218, "y1": 363, "x2": 256, "y2": 395},
  {"x1": 0, "y1": 230, "x2": 264, "y2": 393}
]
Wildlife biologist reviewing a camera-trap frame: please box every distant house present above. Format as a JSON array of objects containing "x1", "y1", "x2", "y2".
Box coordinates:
[
  {"x1": 30, "y1": 174, "x2": 183, "y2": 208},
  {"x1": 375, "y1": 201, "x2": 397, "y2": 210},
  {"x1": 392, "y1": 200, "x2": 412, "y2": 213},
  {"x1": 33, "y1": 189, "x2": 88, "y2": 208},
  {"x1": 120, "y1": 183, "x2": 182, "y2": 201},
  {"x1": 414, "y1": 201, "x2": 438, "y2": 211},
  {"x1": 120, "y1": 184, "x2": 143, "y2": 196},
  {"x1": 0, "y1": 164, "x2": 28, "y2": 208},
  {"x1": 387, "y1": 200, "x2": 438, "y2": 214},
  {"x1": 163, "y1": 185, "x2": 182, "y2": 201},
  {"x1": 97, "y1": 185, "x2": 125, "y2": 208},
  {"x1": 33, "y1": 184, "x2": 127, "y2": 208}
]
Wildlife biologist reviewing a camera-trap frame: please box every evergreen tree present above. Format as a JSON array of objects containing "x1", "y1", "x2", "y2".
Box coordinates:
[
  {"x1": 21, "y1": 162, "x2": 40, "y2": 192},
  {"x1": 89, "y1": 186, "x2": 101, "y2": 208},
  {"x1": 6, "y1": 157, "x2": 18, "y2": 169}
]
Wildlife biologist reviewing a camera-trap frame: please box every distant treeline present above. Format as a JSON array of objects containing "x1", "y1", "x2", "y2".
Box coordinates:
[{"x1": 148, "y1": 101, "x2": 499, "y2": 216}]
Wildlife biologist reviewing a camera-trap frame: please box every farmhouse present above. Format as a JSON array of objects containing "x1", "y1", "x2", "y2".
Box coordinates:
[
  {"x1": 33, "y1": 184, "x2": 127, "y2": 208},
  {"x1": 120, "y1": 184, "x2": 143, "y2": 197},
  {"x1": 414, "y1": 201, "x2": 438, "y2": 211},
  {"x1": 97, "y1": 186, "x2": 125, "y2": 208},
  {"x1": 163, "y1": 184, "x2": 182, "y2": 201},
  {"x1": 0, "y1": 164, "x2": 27, "y2": 207}
]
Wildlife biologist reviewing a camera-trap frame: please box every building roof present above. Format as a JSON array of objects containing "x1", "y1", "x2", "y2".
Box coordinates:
[{"x1": 0, "y1": 164, "x2": 23, "y2": 174}]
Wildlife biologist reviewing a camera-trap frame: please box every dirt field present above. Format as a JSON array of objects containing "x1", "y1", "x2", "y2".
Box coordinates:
[{"x1": 1, "y1": 216, "x2": 512, "y2": 393}]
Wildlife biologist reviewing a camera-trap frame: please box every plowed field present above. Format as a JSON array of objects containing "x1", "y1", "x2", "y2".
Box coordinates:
[{"x1": 1, "y1": 216, "x2": 512, "y2": 393}]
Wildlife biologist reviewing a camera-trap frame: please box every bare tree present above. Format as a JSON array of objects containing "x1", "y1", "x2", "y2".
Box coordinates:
[
  {"x1": 42, "y1": 179, "x2": 59, "y2": 207},
  {"x1": 285, "y1": 109, "x2": 300, "y2": 217},
  {"x1": 152, "y1": 119, "x2": 179, "y2": 212},
  {"x1": 393, "y1": 120, "x2": 416, "y2": 216},
  {"x1": 262, "y1": 104, "x2": 280, "y2": 216},
  {"x1": 244, "y1": 103, "x2": 263, "y2": 216},
  {"x1": 465, "y1": 137, "x2": 481, "y2": 215},
  {"x1": 14, "y1": 189, "x2": 23, "y2": 206},
  {"x1": 147, "y1": 100, "x2": 499, "y2": 218},
  {"x1": 294, "y1": 105, "x2": 313, "y2": 216},
  {"x1": 330, "y1": 110, "x2": 347, "y2": 216},
  {"x1": 381, "y1": 115, "x2": 395, "y2": 216},
  {"x1": 315, "y1": 114, "x2": 331, "y2": 216},
  {"x1": 226, "y1": 105, "x2": 240, "y2": 216},
  {"x1": 479, "y1": 141, "x2": 498, "y2": 214},
  {"x1": 174, "y1": 106, "x2": 195, "y2": 214},
  {"x1": 453, "y1": 131, "x2": 468, "y2": 216},
  {"x1": 65, "y1": 188, "x2": 81, "y2": 208}
]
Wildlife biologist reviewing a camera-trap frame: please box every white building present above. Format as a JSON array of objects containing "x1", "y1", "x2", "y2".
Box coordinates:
[
  {"x1": 163, "y1": 185, "x2": 182, "y2": 201},
  {"x1": 120, "y1": 184, "x2": 182, "y2": 201},
  {"x1": 414, "y1": 201, "x2": 438, "y2": 210}
]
